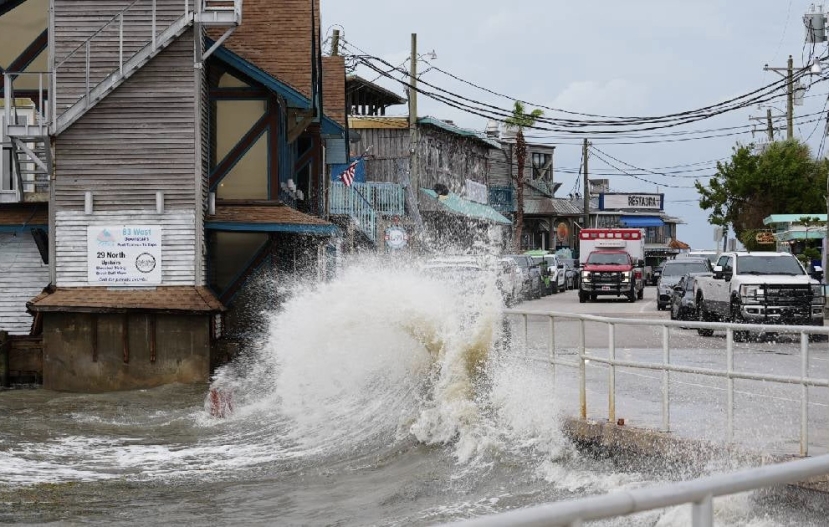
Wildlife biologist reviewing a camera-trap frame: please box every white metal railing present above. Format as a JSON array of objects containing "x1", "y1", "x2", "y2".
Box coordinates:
[
  {"x1": 3, "y1": 71, "x2": 51, "y2": 137},
  {"x1": 508, "y1": 310, "x2": 829, "y2": 458},
  {"x1": 445, "y1": 454, "x2": 829, "y2": 527},
  {"x1": 329, "y1": 181, "x2": 404, "y2": 244}
]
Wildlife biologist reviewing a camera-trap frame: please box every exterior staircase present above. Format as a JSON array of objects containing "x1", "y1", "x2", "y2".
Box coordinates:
[{"x1": 1, "y1": 0, "x2": 242, "y2": 203}]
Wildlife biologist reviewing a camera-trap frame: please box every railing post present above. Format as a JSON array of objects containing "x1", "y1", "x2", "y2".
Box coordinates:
[
  {"x1": 608, "y1": 322, "x2": 616, "y2": 423},
  {"x1": 691, "y1": 494, "x2": 714, "y2": 527},
  {"x1": 85, "y1": 41, "x2": 91, "y2": 107},
  {"x1": 801, "y1": 330, "x2": 809, "y2": 457},
  {"x1": 119, "y1": 13, "x2": 124, "y2": 77},
  {"x1": 4, "y1": 73, "x2": 11, "y2": 128},
  {"x1": 726, "y1": 327, "x2": 734, "y2": 443},
  {"x1": 579, "y1": 318, "x2": 586, "y2": 420},
  {"x1": 662, "y1": 325, "x2": 670, "y2": 432},
  {"x1": 549, "y1": 315, "x2": 555, "y2": 383},
  {"x1": 152, "y1": 0, "x2": 157, "y2": 52},
  {"x1": 522, "y1": 313, "x2": 528, "y2": 356}
]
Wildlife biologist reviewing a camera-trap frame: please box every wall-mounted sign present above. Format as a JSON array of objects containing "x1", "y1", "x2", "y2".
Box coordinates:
[
  {"x1": 87, "y1": 225, "x2": 162, "y2": 285},
  {"x1": 465, "y1": 179, "x2": 488, "y2": 204},
  {"x1": 599, "y1": 193, "x2": 664, "y2": 211},
  {"x1": 556, "y1": 222, "x2": 569, "y2": 243},
  {"x1": 385, "y1": 225, "x2": 409, "y2": 250},
  {"x1": 755, "y1": 231, "x2": 776, "y2": 244}
]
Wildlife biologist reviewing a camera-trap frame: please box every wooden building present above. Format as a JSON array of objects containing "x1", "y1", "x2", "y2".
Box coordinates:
[
  {"x1": 0, "y1": 0, "x2": 348, "y2": 390},
  {"x1": 347, "y1": 115, "x2": 511, "y2": 250}
]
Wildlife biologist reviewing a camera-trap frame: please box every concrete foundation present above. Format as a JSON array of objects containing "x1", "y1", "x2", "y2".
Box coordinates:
[{"x1": 42, "y1": 312, "x2": 211, "y2": 392}]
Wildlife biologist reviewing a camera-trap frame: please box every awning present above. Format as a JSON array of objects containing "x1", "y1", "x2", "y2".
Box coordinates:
[
  {"x1": 28, "y1": 286, "x2": 225, "y2": 314},
  {"x1": 776, "y1": 228, "x2": 826, "y2": 241},
  {"x1": 206, "y1": 203, "x2": 339, "y2": 236},
  {"x1": 620, "y1": 215, "x2": 664, "y2": 228},
  {"x1": 421, "y1": 189, "x2": 511, "y2": 225}
]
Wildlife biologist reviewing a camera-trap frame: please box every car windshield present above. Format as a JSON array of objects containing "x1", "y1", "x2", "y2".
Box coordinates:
[
  {"x1": 586, "y1": 253, "x2": 629, "y2": 265},
  {"x1": 737, "y1": 255, "x2": 805, "y2": 275},
  {"x1": 662, "y1": 262, "x2": 710, "y2": 276}
]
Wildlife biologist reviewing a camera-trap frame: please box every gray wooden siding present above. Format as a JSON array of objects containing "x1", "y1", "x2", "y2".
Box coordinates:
[
  {"x1": 55, "y1": 210, "x2": 196, "y2": 286},
  {"x1": 53, "y1": 31, "x2": 196, "y2": 211},
  {"x1": 352, "y1": 126, "x2": 493, "y2": 194},
  {"x1": 53, "y1": 0, "x2": 189, "y2": 113},
  {"x1": 0, "y1": 232, "x2": 49, "y2": 335}
]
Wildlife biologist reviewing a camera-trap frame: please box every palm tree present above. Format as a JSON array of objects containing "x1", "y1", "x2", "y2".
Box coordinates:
[{"x1": 505, "y1": 101, "x2": 544, "y2": 252}]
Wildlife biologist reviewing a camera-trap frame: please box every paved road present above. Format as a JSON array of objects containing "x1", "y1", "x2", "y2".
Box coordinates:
[{"x1": 506, "y1": 285, "x2": 829, "y2": 457}]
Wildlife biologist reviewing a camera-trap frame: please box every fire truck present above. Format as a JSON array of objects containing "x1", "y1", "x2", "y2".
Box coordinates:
[{"x1": 578, "y1": 228, "x2": 647, "y2": 303}]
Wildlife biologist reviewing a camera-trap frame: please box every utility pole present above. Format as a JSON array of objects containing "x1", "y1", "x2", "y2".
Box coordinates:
[
  {"x1": 330, "y1": 29, "x2": 340, "y2": 56},
  {"x1": 582, "y1": 138, "x2": 590, "y2": 229},
  {"x1": 763, "y1": 55, "x2": 796, "y2": 139},
  {"x1": 409, "y1": 33, "x2": 418, "y2": 194},
  {"x1": 787, "y1": 55, "x2": 794, "y2": 140},
  {"x1": 749, "y1": 108, "x2": 778, "y2": 142}
]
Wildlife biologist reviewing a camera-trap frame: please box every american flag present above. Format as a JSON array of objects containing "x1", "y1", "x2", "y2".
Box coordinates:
[{"x1": 339, "y1": 159, "x2": 359, "y2": 187}]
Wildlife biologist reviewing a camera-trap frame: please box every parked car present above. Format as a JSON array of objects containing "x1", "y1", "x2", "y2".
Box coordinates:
[
  {"x1": 669, "y1": 272, "x2": 713, "y2": 321},
  {"x1": 561, "y1": 259, "x2": 579, "y2": 290},
  {"x1": 497, "y1": 257, "x2": 524, "y2": 306},
  {"x1": 656, "y1": 258, "x2": 713, "y2": 310},
  {"x1": 525, "y1": 251, "x2": 566, "y2": 294},
  {"x1": 650, "y1": 262, "x2": 665, "y2": 286},
  {"x1": 505, "y1": 254, "x2": 543, "y2": 300}
]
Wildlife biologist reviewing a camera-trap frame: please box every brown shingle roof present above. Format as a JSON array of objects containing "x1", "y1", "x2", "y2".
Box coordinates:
[
  {"x1": 28, "y1": 286, "x2": 225, "y2": 314},
  {"x1": 0, "y1": 204, "x2": 48, "y2": 226},
  {"x1": 208, "y1": 203, "x2": 331, "y2": 226}
]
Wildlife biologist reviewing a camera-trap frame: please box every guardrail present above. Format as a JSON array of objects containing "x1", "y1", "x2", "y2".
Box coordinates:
[
  {"x1": 507, "y1": 310, "x2": 829, "y2": 457},
  {"x1": 445, "y1": 453, "x2": 829, "y2": 527}
]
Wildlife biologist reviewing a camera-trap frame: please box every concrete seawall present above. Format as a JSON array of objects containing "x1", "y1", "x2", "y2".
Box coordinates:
[{"x1": 562, "y1": 417, "x2": 829, "y2": 494}]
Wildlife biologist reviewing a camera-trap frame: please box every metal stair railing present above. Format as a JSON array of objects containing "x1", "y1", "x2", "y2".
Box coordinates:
[
  {"x1": 51, "y1": 0, "x2": 242, "y2": 135},
  {"x1": 330, "y1": 182, "x2": 381, "y2": 245}
]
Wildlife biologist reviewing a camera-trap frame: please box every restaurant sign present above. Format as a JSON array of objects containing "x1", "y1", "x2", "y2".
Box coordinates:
[
  {"x1": 599, "y1": 193, "x2": 664, "y2": 211},
  {"x1": 87, "y1": 225, "x2": 162, "y2": 285}
]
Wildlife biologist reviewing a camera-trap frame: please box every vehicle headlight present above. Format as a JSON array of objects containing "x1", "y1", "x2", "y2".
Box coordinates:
[
  {"x1": 621, "y1": 270, "x2": 631, "y2": 283},
  {"x1": 581, "y1": 270, "x2": 591, "y2": 282},
  {"x1": 812, "y1": 284, "x2": 825, "y2": 305},
  {"x1": 740, "y1": 285, "x2": 763, "y2": 300}
]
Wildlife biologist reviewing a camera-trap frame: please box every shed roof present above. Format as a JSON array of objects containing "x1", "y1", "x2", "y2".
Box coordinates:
[
  {"x1": 28, "y1": 286, "x2": 225, "y2": 314},
  {"x1": 346, "y1": 75, "x2": 406, "y2": 106},
  {"x1": 524, "y1": 199, "x2": 582, "y2": 216},
  {"x1": 206, "y1": 202, "x2": 338, "y2": 235}
]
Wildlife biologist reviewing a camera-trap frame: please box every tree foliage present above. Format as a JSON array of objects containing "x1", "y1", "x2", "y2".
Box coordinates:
[
  {"x1": 695, "y1": 140, "x2": 829, "y2": 242},
  {"x1": 505, "y1": 101, "x2": 544, "y2": 251}
]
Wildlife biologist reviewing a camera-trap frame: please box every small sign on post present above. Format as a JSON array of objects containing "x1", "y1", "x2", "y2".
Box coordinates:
[{"x1": 755, "y1": 231, "x2": 776, "y2": 245}]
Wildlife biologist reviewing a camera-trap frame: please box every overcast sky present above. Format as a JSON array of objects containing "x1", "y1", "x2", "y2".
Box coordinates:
[{"x1": 322, "y1": 1, "x2": 829, "y2": 250}]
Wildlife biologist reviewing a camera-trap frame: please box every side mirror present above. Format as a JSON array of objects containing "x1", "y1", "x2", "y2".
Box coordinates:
[
  {"x1": 713, "y1": 265, "x2": 723, "y2": 280},
  {"x1": 557, "y1": 263, "x2": 565, "y2": 269},
  {"x1": 637, "y1": 259, "x2": 645, "y2": 267}
]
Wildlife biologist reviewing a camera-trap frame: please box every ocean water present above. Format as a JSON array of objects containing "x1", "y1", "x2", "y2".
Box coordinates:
[{"x1": 0, "y1": 256, "x2": 823, "y2": 526}]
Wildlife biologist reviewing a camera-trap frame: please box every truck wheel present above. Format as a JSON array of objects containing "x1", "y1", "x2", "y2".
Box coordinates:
[
  {"x1": 637, "y1": 288, "x2": 644, "y2": 300},
  {"x1": 627, "y1": 286, "x2": 636, "y2": 302},
  {"x1": 551, "y1": 283, "x2": 558, "y2": 294},
  {"x1": 579, "y1": 291, "x2": 587, "y2": 303},
  {"x1": 731, "y1": 302, "x2": 748, "y2": 342},
  {"x1": 696, "y1": 298, "x2": 714, "y2": 336},
  {"x1": 590, "y1": 294, "x2": 597, "y2": 301}
]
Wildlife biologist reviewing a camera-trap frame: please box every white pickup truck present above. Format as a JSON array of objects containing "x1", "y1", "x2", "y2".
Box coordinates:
[{"x1": 695, "y1": 251, "x2": 825, "y2": 340}]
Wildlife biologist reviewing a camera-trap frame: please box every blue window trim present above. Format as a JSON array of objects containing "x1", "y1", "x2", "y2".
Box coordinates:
[
  {"x1": 205, "y1": 222, "x2": 339, "y2": 236},
  {"x1": 0, "y1": 224, "x2": 47, "y2": 233}
]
